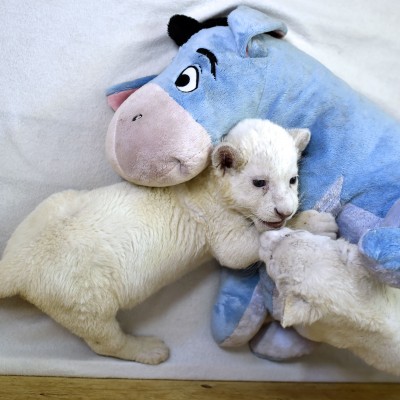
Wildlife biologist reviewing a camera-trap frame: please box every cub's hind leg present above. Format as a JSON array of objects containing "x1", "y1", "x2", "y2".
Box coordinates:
[
  {"x1": 29, "y1": 265, "x2": 170, "y2": 364},
  {"x1": 84, "y1": 316, "x2": 170, "y2": 364},
  {"x1": 44, "y1": 305, "x2": 169, "y2": 364}
]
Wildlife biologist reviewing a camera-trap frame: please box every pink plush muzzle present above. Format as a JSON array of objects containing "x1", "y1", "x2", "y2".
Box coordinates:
[{"x1": 106, "y1": 83, "x2": 212, "y2": 187}]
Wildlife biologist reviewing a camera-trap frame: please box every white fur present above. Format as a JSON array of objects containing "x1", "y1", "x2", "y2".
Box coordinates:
[
  {"x1": 259, "y1": 228, "x2": 400, "y2": 376},
  {"x1": 0, "y1": 118, "x2": 320, "y2": 364}
]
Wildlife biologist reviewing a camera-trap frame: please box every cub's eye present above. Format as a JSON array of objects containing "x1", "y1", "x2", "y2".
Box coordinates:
[
  {"x1": 290, "y1": 176, "x2": 298, "y2": 185},
  {"x1": 175, "y1": 66, "x2": 199, "y2": 92},
  {"x1": 253, "y1": 179, "x2": 267, "y2": 188}
]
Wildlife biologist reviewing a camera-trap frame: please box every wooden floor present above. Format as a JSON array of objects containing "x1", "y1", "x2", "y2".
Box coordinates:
[{"x1": 0, "y1": 377, "x2": 399, "y2": 400}]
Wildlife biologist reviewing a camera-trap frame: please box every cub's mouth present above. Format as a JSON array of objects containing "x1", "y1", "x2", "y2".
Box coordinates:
[
  {"x1": 259, "y1": 219, "x2": 286, "y2": 229},
  {"x1": 260, "y1": 220, "x2": 286, "y2": 229},
  {"x1": 247, "y1": 214, "x2": 290, "y2": 232},
  {"x1": 249, "y1": 216, "x2": 287, "y2": 232}
]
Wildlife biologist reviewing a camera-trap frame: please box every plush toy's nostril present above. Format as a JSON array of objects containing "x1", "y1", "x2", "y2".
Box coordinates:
[
  {"x1": 172, "y1": 157, "x2": 189, "y2": 175},
  {"x1": 132, "y1": 113, "x2": 143, "y2": 122}
]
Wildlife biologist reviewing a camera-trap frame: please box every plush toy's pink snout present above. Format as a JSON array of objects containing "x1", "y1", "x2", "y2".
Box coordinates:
[{"x1": 106, "y1": 83, "x2": 212, "y2": 187}]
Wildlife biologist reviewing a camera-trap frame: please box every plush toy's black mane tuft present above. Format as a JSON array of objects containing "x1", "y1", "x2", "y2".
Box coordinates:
[{"x1": 168, "y1": 15, "x2": 228, "y2": 46}]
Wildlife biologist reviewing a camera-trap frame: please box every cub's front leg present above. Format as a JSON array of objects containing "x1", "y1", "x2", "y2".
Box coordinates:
[
  {"x1": 289, "y1": 210, "x2": 338, "y2": 239},
  {"x1": 211, "y1": 218, "x2": 260, "y2": 269},
  {"x1": 259, "y1": 228, "x2": 327, "y2": 329}
]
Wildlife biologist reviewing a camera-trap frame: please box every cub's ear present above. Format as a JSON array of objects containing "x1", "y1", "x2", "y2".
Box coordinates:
[
  {"x1": 287, "y1": 128, "x2": 311, "y2": 154},
  {"x1": 211, "y1": 143, "x2": 245, "y2": 172}
]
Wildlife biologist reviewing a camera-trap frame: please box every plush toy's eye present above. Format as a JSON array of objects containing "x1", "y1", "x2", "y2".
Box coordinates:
[
  {"x1": 290, "y1": 176, "x2": 298, "y2": 185},
  {"x1": 175, "y1": 66, "x2": 199, "y2": 92},
  {"x1": 253, "y1": 179, "x2": 267, "y2": 188}
]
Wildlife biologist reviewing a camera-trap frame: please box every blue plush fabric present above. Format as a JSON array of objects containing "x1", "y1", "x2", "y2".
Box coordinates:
[
  {"x1": 106, "y1": 75, "x2": 157, "y2": 96},
  {"x1": 211, "y1": 264, "x2": 267, "y2": 347},
  {"x1": 107, "y1": 6, "x2": 400, "y2": 360}
]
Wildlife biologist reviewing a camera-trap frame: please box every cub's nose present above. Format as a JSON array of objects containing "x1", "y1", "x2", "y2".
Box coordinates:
[{"x1": 274, "y1": 207, "x2": 292, "y2": 220}]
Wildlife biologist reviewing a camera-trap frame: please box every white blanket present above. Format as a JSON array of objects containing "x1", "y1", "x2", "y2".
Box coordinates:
[{"x1": 1, "y1": 0, "x2": 400, "y2": 381}]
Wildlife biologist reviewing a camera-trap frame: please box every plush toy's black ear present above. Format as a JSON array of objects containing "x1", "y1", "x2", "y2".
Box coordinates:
[
  {"x1": 168, "y1": 15, "x2": 228, "y2": 46},
  {"x1": 168, "y1": 15, "x2": 201, "y2": 46}
]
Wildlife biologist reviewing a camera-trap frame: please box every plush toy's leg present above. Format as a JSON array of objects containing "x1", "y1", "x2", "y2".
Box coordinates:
[
  {"x1": 359, "y1": 199, "x2": 400, "y2": 288},
  {"x1": 211, "y1": 263, "x2": 268, "y2": 347},
  {"x1": 359, "y1": 228, "x2": 400, "y2": 287},
  {"x1": 249, "y1": 267, "x2": 318, "y2": 361},
  {"x1": 250, "y1": 321, "x2": 319, "y2": 361}
]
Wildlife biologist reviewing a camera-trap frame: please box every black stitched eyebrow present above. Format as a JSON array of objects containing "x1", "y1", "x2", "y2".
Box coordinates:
[{"x1": 196, "y1": 48, "x2": 218, "y2": 78}]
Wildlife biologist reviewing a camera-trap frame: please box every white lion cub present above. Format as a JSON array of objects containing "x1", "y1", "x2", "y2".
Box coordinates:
[
  {"x1": 259, "y1": 228, "x2": 400, "y2": 376},
  {"x1": 0, "y1": 119, "x2": 334, "y2": 364}
]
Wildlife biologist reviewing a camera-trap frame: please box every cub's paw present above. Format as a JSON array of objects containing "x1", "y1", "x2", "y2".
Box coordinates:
[
  {"x1": 290, "y1": 210, "x2": 338, "y2": 239},
  {"x1": 134, "y1": 336, "x2": 170, "y2": 365},
  {"x1": 259, "y1": 228, "x2": 293, "y2": 262},
  {"x1": 112, "y1": 336, "x2": 170, "y2": 365}
]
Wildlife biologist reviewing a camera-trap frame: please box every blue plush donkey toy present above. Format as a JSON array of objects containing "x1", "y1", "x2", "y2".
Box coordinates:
[{"x1": 106, "y1": 6, "x2": 400, "y2": 361}]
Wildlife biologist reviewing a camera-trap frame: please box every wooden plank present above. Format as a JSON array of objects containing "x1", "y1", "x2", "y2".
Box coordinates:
[{"x1": 0, "y1": 377, "x2": 399, "y2": 400}]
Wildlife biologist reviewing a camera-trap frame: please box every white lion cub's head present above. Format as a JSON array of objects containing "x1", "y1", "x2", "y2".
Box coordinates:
[{"x1": 211, "y1": 119, "x2": 310, "y2": 232}]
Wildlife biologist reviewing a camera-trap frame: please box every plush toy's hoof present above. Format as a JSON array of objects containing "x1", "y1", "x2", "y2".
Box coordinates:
[
  {"x1": 249, "y1": 321, "x2": 319, "y2": 361},
  {"x1": 359, "y1": 227, "x2": 400, "y2": 288},
  {"x1": 380, "y1": 199, "x2": 400, "y2": 228},
  {"x1": 211, "y1": 265, "x2": 268, "y2": 347}
]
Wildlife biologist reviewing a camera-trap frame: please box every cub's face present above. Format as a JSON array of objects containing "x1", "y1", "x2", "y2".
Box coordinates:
[
  {"x1": 212, "y1": 119, "x2": 310, "y2": 233},
  {"x1": 228, "y1": 154, "x2": 299, "y2": 232}
]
